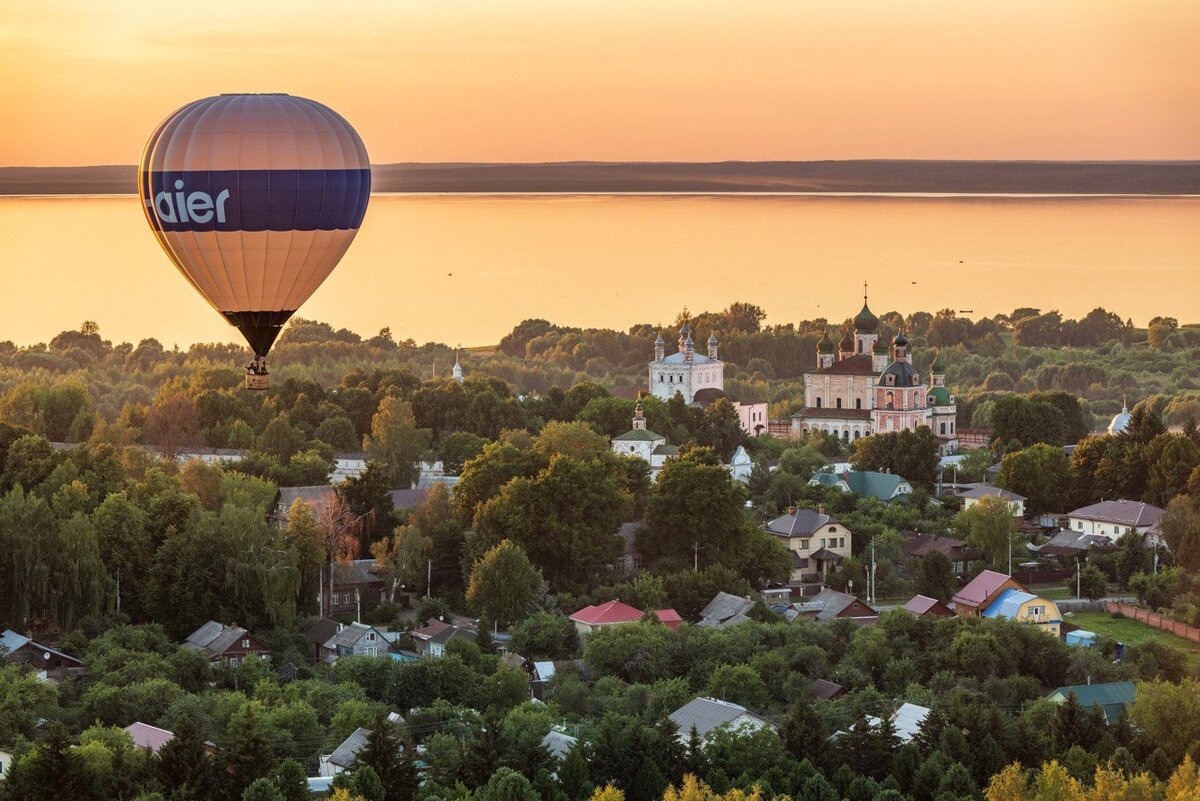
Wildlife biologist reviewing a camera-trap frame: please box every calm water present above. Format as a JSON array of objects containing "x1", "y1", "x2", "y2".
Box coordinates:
[{"x1": 1, "y1": 194, "x2": 1198, "y2": 349}]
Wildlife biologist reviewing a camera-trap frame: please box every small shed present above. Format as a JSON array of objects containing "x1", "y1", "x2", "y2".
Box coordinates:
[{"x1": 1064, "y1": 630, "x2": 1098, "y2": 648}]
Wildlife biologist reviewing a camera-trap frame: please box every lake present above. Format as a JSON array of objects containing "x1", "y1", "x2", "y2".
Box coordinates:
[{"x1": 1, "y1": 193, "x2": 1198, "y2": 349}]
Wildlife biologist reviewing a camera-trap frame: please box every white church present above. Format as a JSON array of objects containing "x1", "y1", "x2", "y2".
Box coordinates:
[{"x1": 647, "y1": 323, "x2": 768, "y2": 436}]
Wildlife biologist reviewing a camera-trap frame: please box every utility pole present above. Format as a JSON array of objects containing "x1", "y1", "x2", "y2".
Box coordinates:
[
  {"x1": 694, "y1": 541, "x2": 699, "y2": 571},
  {"x1": 1075, "y1": 558, "x2": 1081, "y2": 599},
  {"x1": 869, "y1": 537, "x2": 877, "y2": 605},
  {"x1": 427, "y1": 559, "x2": 433, "y2": 599},
  {"x1": 115, "y1": 568, "x2": 121, "y2": 614}
]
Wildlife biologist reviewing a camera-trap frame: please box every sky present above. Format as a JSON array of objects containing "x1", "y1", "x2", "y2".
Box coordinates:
[{"x1": 2, "y1": 0, "x2": 1199, "y2": 166}]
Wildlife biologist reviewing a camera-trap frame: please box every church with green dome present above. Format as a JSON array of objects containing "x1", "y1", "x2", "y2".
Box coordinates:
[{"x1": 791, "y1": 286, "x2": 959, "y2": 454}]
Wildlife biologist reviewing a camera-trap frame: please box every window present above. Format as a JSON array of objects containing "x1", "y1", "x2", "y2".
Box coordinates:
[
  {"x1": 855, "y1": 398, "x2": 862, "y2": 409},
  {"x1": 1029, "y1": 606, "x2": 1044, "y2": 618},
  {"x1": 367, "y1": 632, "x2": 376, "y2": 642},
  {"x1": 229, "y1": 657, "x2": 239, "y2": 667},
  {"x1": 799, "y1": 558, "x2": 810, "y2": 569},
  {"x1": 366, "y1": 646, "x2": 378, "y2": 657},
  {"x1": 659, "y1": 374, "x2": 664, "y2": 382},
  {"x1": 886, "y1": 375, "x2": 895, "y2": 386},
  {"x1": 836, "y1": 398, "x2": 842, "y2": 409},
  {"x1": 800, "y1": 539, "x2": 809, "y2": 550},
  {"x1": 241, "y1": 639, "x2": 249, "y2": 649},
  {"x1": 816, "y1": 397, "x2": 822, "y2": 408},
  {"x1": 828, "y1": 526, "x2": 836, "y2": 532},
  {"x1": 940, "y1": 422, "x2": 946, "y2": 435},
  {"x1": 950, "y1": 422, "x2": 955, "y2": 434}
]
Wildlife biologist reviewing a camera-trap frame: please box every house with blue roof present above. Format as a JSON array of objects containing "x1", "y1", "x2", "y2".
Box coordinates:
[{"x1": 981, "y1": 588, "x2": 1062, "y2": 636}]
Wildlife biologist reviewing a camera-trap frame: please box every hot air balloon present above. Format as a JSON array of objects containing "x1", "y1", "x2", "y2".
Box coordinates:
[{"x1": 138, "y1": 94, "x2": 370, "y2": 390}]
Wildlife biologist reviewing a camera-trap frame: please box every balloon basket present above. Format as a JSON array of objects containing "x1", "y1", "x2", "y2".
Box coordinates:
[{"x1": 245, "y1": 374, "x2": 271, "y2": 391}]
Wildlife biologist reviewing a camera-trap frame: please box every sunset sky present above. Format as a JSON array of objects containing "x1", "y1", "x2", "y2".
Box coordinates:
[{"x1": 3, "y1": 0, "x2": 1199, "y2": 166}]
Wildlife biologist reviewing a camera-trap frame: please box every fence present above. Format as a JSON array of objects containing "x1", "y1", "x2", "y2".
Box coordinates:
[
  {"x1": 1104, "y1": 602, "x2": 1200, "y2": 643},
  {"x1": 1015, "y1": 567, "x2": 1075, "y2": 586}
]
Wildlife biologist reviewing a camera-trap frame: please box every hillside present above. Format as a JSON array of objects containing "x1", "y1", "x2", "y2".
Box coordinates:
[{"x1": 3, "y1": 160, "x2": 1199, "y2": 195}]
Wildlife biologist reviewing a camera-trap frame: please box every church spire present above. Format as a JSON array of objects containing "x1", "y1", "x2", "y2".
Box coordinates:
[
  {"x1": 452, "y1": 349, "x2": 464, "y2": 383},
  {"x1": 632, "y1": 394, "x2": 647, "y2": 431}
]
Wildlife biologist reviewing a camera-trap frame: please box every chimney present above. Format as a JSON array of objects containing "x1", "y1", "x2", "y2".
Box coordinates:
[
  {"x1": 818, "y1": 505, "x2": 825, "y2": 516},
  {"x1": 787, "y1": 505, "x2": 797, "y2": 515}
]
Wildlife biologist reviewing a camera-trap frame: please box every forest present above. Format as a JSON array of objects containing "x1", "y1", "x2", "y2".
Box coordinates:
[{"x1": 2, "y1": 306, "x2": 1200, "y2": 800}]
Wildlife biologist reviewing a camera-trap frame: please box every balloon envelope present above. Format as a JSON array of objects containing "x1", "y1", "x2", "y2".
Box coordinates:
[{"x1": 138, "y1": 94, "x2": 370, "y2": 360}]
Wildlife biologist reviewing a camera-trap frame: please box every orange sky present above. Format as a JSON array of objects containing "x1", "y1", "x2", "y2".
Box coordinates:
[{"x1": 2, "y1": 0, "x2": 1199, "y2": 165}]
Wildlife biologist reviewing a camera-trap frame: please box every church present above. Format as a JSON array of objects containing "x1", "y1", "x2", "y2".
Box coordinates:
[
  {"x1": 647, "y1": 323, "x2": 769, "y2": 436},
  {"x1": 790, "y1": 291, "x2": 958, "y2": 454}
]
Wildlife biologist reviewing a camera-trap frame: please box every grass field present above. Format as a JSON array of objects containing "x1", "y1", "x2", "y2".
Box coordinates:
[{"x1": 1065, "y1": 611, "x2": 1200, "y2": 672}]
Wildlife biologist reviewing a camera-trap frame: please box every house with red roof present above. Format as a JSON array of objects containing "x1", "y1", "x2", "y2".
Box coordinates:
[
  {"x1": 902, "y1": 594, "x2": 954, "y2": 618},
  {"x1": 569, "y1": 600, "x2": 682, "y2": 635},
  {"x1": 952, "y1": 570, "x2": 1026, "y2": 617}
]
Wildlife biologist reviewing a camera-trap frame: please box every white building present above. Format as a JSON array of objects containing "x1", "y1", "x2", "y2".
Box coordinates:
[
  {"x1": 647, "y1": 323, "x2": 767, "y2": 437},
  {"x1": 959, "y1": 485, "x2": 1027, "y2": 517},
  {"x1": 648, "y1": 324, "x2": 725, "y2": 405},
  {"x1": 1068, "y1": 500, "x2": 1164, "y2": 544}
]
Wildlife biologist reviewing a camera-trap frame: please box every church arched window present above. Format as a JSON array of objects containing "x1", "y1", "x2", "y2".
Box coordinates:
[
  {"x1": 816, "y1": 397, "x2": 822, "y2": 408},
  {"x1": 836, "y1": 398, "x2": 842, "y2": 409},
  {"x1": 855, "y1": 398, "x2": 862, "y2": 410}
]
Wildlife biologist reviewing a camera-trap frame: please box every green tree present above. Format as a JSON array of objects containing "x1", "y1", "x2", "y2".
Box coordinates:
[
  {"x1": 705, "y1": 664, "x2": 769, "y2": 710},
  {"x1": 364, "y1": 397, "x2": 432, "y2": 489},
  {"x1": 850, "y1": 427, "x2": 940, "y2": 490},
  {"x1": 510, "y1": 612, "x2": 578, "y2": 660},
  {"x1": 470, "y1": 455, "x2": 630, "y2": 589},
  {"x1": 1077, "y1": 564, "x2": 1107, "y2": 600},
  {"x1": 641, "y1": 448, "x2": 752, "y2": 573},
  {"x1": 227, "y1": 701, "x2": 279, "y2": 793},
  {"x1": 92, "y1": 491, "x2": 152, "y2": 618},
  {"x1": 696, "y1": 399, "x2": 747, "y2": 461},
  {"x1": 955, "y1": 495, "x2": 1018, "y2": 568},
  {"x1": 559, "y1": 744, "x2": 594, "y2": 801},
  {"x1": 996, "y1": 443, "x2": 1073, "y2": 516},
  {"x1": 466, "y1": 540, "x2": 546, "y2": 628},
  {"x1": 913, "y1": 550, "x2": 957, "y2": 603},
  {"x1": 242, "y1": 778, "x2": 285, "y2": 801},
  {"x1": 354, "y1": 716, "x2": 417, "y2": 801}
]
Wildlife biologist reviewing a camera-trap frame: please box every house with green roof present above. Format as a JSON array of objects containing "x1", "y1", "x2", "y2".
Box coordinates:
[
  {"x1": 1047, "y1": 682, "x2": 1136, "y2": 725},
  {"x1": 808, "y1": 470, "x2": 914, "y2": 504}
]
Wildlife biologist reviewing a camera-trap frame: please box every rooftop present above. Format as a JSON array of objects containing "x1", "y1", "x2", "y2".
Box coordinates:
[
  {"x1": 1069, "y1": 500, "x2": 1164, "y2": 528},
  {"x1": 765, "y1": 507, "x2": 838, "y2": 538},
  {"x1": 668, "y1": 697, "x2": 774, "y2": 739},
  {"x1": 959, "y1": 484, "x2": 1026, "y2": 501},
  {"x1": 953, "y1": 569, "x2": 1020, "y2": 609}
]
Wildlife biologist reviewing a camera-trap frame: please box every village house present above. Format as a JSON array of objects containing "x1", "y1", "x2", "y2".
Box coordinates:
[
  {"x1": 569, "y1": 600, "x2": 682, "y2": 635},
  {"x1": 318, "y1": 621, "x2": 392, "y2": 663},
  {"x1": 810, "y1": 679, "x2": 846, "y2": 701},
  {"x1": 697, "y1": 592, "x2": 757, "y2": 628},
  {"x1": 667, "y1": 697, "x2": 777, "y2": 743},
  {"x1": 981, "y1": 588, "x2": 1062, "y2": 636},
  {"x1": 327, "y1": 559, "x2": 394, "y2": 617},
  {"x1": 902, "y1": 595, "x2": 955, "y2": 617},
  {"x1": 182, "y1": 621, "x2": 272, "y2": 666},
  {"x1": 808, "y1": 470, "x2": 914, "y2": 504},
  {"x1": 763, "y1": 506, "x2": 853, "y2": 584},
  {"x1": 409, "y1": 617, "x2": 479, "y2": 657},
  {"x1": 1067, "y1": 500, "x2": 1165, "y2": 544},
  {"x1": 961, "y1": 484, "x2": 1027, "y2": 515},
  {"x1": 1, "y1": 629, "x2": 83, "y2": 677},
  {"x1": 901, "y1": 531, "x2": 983, "y2": 578},
  {"x1": 0, "y1": 748, "x2": 11, "y2": 780},
  {"x1": 959, "y1": 485, "x2": 1027, "y2": 516},
  {"x1": 951, "y1": 570, "x2": 1025, "y2": 617},
  {"x1": 1047, "y1": 682, "x2": 1136, "y2": 725},
  {"x1": 797, "y1": 589, "x2": 878, "y2": 624},
  {"x1": 320, "y1": 727, "x2": 371, "y2": 778}
]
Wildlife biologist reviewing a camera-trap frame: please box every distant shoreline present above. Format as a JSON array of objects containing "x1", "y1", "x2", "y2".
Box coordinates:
[{"x1": 2, "y1": 160, "x2": 1199, "y2": 196}]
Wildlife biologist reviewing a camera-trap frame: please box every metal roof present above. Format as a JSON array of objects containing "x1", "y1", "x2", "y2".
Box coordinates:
[
  {"x1": 1069, "y1": 500, "x2": 1164, "y2": 528},
  {"x1": 328, "y1": 727, "x2": 371, "y2": 769},
  {"x1": 667, "y1": 697, "x2": 774, "y2": 740}
]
